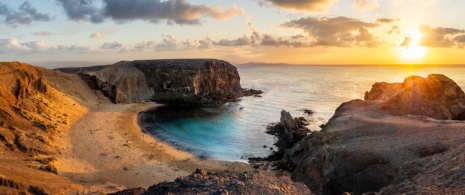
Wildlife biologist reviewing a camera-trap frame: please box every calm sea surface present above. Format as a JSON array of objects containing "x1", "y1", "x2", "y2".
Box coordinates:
[{"x1": 139, "y1": 65, "x2": 465, "y2": 161}]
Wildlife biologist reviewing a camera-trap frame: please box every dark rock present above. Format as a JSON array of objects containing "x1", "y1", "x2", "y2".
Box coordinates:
[
  {"x1": 242, "y1": 88, "x2": 263, "y2": 97},
  {"x1": 66, "y1": 59, "x2": 246, "y2": 106},
  {"x1": 277, "y1": 74, "x2": 465, "y2": 195},
  {"x1": 249, "y1": 110, "x2": 310, "y2": 169},
  {"x1": 107, "y1": 187, "x2": 146, "y2": 195},
  {"x1": 365, "y1": 74, "x2": 465, "y2": 120},
  {"x1": 143, "y1": 170, "x2": 311, "y2": 194}
]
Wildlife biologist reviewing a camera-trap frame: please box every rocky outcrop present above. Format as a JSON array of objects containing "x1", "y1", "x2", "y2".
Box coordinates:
[
  {"x1": 277, "y1": 74, "x2": 465, "y2": 194},
  {"x1": 59, "y1": 59, "x2": 244, "y2": 106},
  {"x1": 116, "y1": 169, "x2": 311, "y2": 195},
  {"x1": 365, "y1": 74, "x2": 465, "y2": 120},
  {"x1": 0, "y1": 62, "x2": 86, "y2": 154},
  {"x1": 266, "y1": 110, "x2": 310, "y2": 155},
  {"x1": 0, "y1": 62, "x2": 90, "y2": 194}
]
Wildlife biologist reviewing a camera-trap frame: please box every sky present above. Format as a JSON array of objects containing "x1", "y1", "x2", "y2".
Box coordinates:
[{"x1": 1, "y1": 0, "x2": 465, "y2": 67}]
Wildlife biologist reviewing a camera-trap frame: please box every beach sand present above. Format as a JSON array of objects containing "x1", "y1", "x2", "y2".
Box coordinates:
[{"x1": 57, "y1": 102, "x2": 252, "y2": 193}]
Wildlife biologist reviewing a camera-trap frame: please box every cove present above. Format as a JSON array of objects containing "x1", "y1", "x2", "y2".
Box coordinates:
[{"x1": 138, "y1": 103, "x2": 275, "y2": 161}]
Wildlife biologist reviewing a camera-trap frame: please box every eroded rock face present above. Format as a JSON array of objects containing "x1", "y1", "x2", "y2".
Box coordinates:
[
  {"x1": 63, "y1": 59, "x2": 243, "y2": 105},
  {"x1": 365, "y1": 74, "x2": 465, "y2": 120},
  {"x1": 279, "y1": 74, "x2": 465, "y2": 194},
  {"x1": 0, "y1": 62, "x2": 86, "y2": 155}
]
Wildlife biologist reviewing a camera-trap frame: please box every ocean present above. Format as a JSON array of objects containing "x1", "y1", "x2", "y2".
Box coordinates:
[{"x1": 139, "y1": 65, "x2": 465, "y2": 162}]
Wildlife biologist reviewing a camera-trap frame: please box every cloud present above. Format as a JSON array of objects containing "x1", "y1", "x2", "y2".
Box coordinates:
[
  {"x1": 281, "y1": 16, "x2": 381, "y2": 47},
  {"x1": 0, "y1": 38, "x2": 30, "y2": 53},
  {"x1": 89, "y1": 32, "x2": 102, "y2": 39},
  {"x1": 353, "y1": 0, "x2": 380, "y2": 12},
  {"x1": 133, "y1": 41, "x2": 156, "y2": 51},
  {"x1": 0, "y1": 1, "x2": 51, "y2": 26},
  {"x1": 399, "y1": 37, "x2": 411, "y2": 46},
  {"x1": 0, "y1": 37, "x2": 96, "y2": 54},
  {"x1": 216, "y1": 35, "x2": 251, "y2": 46},
  {"x1": 56, "y1": 0, "x2": 104, "y2": 23},
  {"x1": 101, "y1": 41, "x2": 123, "y2": 50},
  {"x1": 258, "y1": 0, "x2": 336, "y2": 12},
  {"x1": 376, "y1": 18, "x2": 400, "y2": 24},
  {"x1": 419, "y1": 25, "x2": 465, "y2": 47},
  {"x1": 56, "y1": 0, "x2": 243, "y2": 25},
  {"x1": 387, "y1": 25, "x2": 400, "y2": 34},
  {"x1": 32, "y1": 31, "x2": 52, "y2": 36}
]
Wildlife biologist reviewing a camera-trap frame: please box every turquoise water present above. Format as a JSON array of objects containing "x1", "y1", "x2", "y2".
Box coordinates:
[{"x1": 140, "y1": 65, "x2": 465, "y2": 161}]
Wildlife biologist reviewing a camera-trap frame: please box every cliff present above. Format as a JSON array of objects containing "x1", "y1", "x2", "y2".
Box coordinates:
[
  {"x1": 274, "y1": 74, "x2": 465, "y2": 194},
  {"x1": 0, "y1": 62, "x2": 96, "y2": 194},
  {"x1": 59, "y1": 59, "x2": 244, "y2": 105},
  {"x1": 364, "y1": 74, "x2": 465, "y2": 120}
]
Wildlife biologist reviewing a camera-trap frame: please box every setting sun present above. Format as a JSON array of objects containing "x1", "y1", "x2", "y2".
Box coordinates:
[{"x1": 399, "y1": 30, "x2": 427, "y2": 60}]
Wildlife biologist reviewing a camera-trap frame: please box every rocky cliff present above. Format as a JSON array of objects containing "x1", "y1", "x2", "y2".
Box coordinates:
[
  {"x1": 275, "y1": 74, "x2": 465, "y2": 194},
  {"x1": 364, "y1": 74, "x2": 465, "y2": 120},
  {"x1": 59, "y1": 59, "x2": 244, "y2": 105},
  {"x1": 0, "y1": 62, "x2": 93, "y2": 194}
]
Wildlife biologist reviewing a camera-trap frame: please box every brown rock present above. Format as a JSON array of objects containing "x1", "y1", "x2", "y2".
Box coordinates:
[
  {"x1": 365, "y1": 74, "x2": 465, "y2": 120},
  {"x1": 59, "y1": 59, "x2": 244, "y2": 106}
]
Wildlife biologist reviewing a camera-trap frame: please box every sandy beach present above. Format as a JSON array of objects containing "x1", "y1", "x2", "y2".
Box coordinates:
[{"x1": 57, "y1": 102, "x2": 252, "y2": 193}]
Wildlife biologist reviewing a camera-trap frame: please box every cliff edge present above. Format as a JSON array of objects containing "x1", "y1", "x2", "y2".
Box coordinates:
[
  {"x1": 58, "y1": 59, "x2": 244, "y2": 106},
  {"x1": 275, "y1": 74, "x2": 465, "y2": 194}
]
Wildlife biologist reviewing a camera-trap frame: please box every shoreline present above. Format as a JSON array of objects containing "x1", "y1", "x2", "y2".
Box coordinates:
[{"x1": 58, "y1": 102, "x2": 252, "y2": 193}]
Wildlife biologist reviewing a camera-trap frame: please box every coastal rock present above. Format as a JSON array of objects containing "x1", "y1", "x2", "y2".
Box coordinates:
[
  {"x1": 260, "y1": 110, "x2": 310, "y2": 161},
  {"x1": 141, "y1": 170, "x2": 312, "y2": 195},
  {"x1": 279, "y1": 74, "x2": 465, "y2": 194},
  {"x1": 59, "y1": 59, "x2": 243, "y2": 106},
  {"x1": 365, "y1": 74, "x2": 465, "y2": 120}
]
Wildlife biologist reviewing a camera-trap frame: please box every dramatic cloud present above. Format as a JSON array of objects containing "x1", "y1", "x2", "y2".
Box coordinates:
[
  {"x1": 0, "y1": 1, "x2": 51, "y2": 26},
  {"x1": 419, "y1": 25, "x2": 465, "y2": 47},
  {"x1": 55, "y1": 0, "x2": 104, "y2": 23},
  {"x1": 32, "y1": 31, "x2": 52, "y2": 36},
  {"x1": 281, "y1": 16, "x2": 381, "y2": 47},
  {"x1": 353, "y1": 0, "x2": 380, "y2": 12},
  {"x1": 89, "y1": 32, "x2": 102, "y2": 39},
  {"x1": 258, "y1": 0, "x2": 336, "y2": 12},
  {"x1": 56, "y1": 0, "x2": 243, "y2": 25}
]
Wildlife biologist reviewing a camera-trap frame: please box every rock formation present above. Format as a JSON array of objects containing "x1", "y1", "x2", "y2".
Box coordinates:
[
  {"x1": 365, "y1": 74, "x2": 465, "y2": 120},
  {"x1": 58, "y1": 59, "x2": 244, "y2": 106},
  {"x1": 0, "y1": 62, "x2": 87, "y2": 154},
  {"x1": 113, "y1": 169, "x2": 311, "y2": 195},
  {"x1": 0, "y1": 62, "x2": 91, "y2": 194},
  {"x1": 266, "y1": 110, "x2": 310, "y2": 156},
  {"x1": 274, "y1": 74, "x2": 465, "y2": 194}
]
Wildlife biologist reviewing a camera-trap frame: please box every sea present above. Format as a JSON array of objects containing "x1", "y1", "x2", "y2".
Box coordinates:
[{"x1": 139, "y1": 65, "x2": 465, "y2": 162}]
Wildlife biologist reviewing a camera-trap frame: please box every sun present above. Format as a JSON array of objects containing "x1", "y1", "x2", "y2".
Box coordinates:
[{"x1": 399, "y1": 30, "x2": 427, "y2": 60}]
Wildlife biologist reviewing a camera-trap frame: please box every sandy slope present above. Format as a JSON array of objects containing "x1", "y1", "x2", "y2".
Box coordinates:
[
  {"x1": 0, "y1": 62, "x2": 251, "y2": 194},
  {"x1": 57, "y1": 102, "x2": 252, "y2": 193}
]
